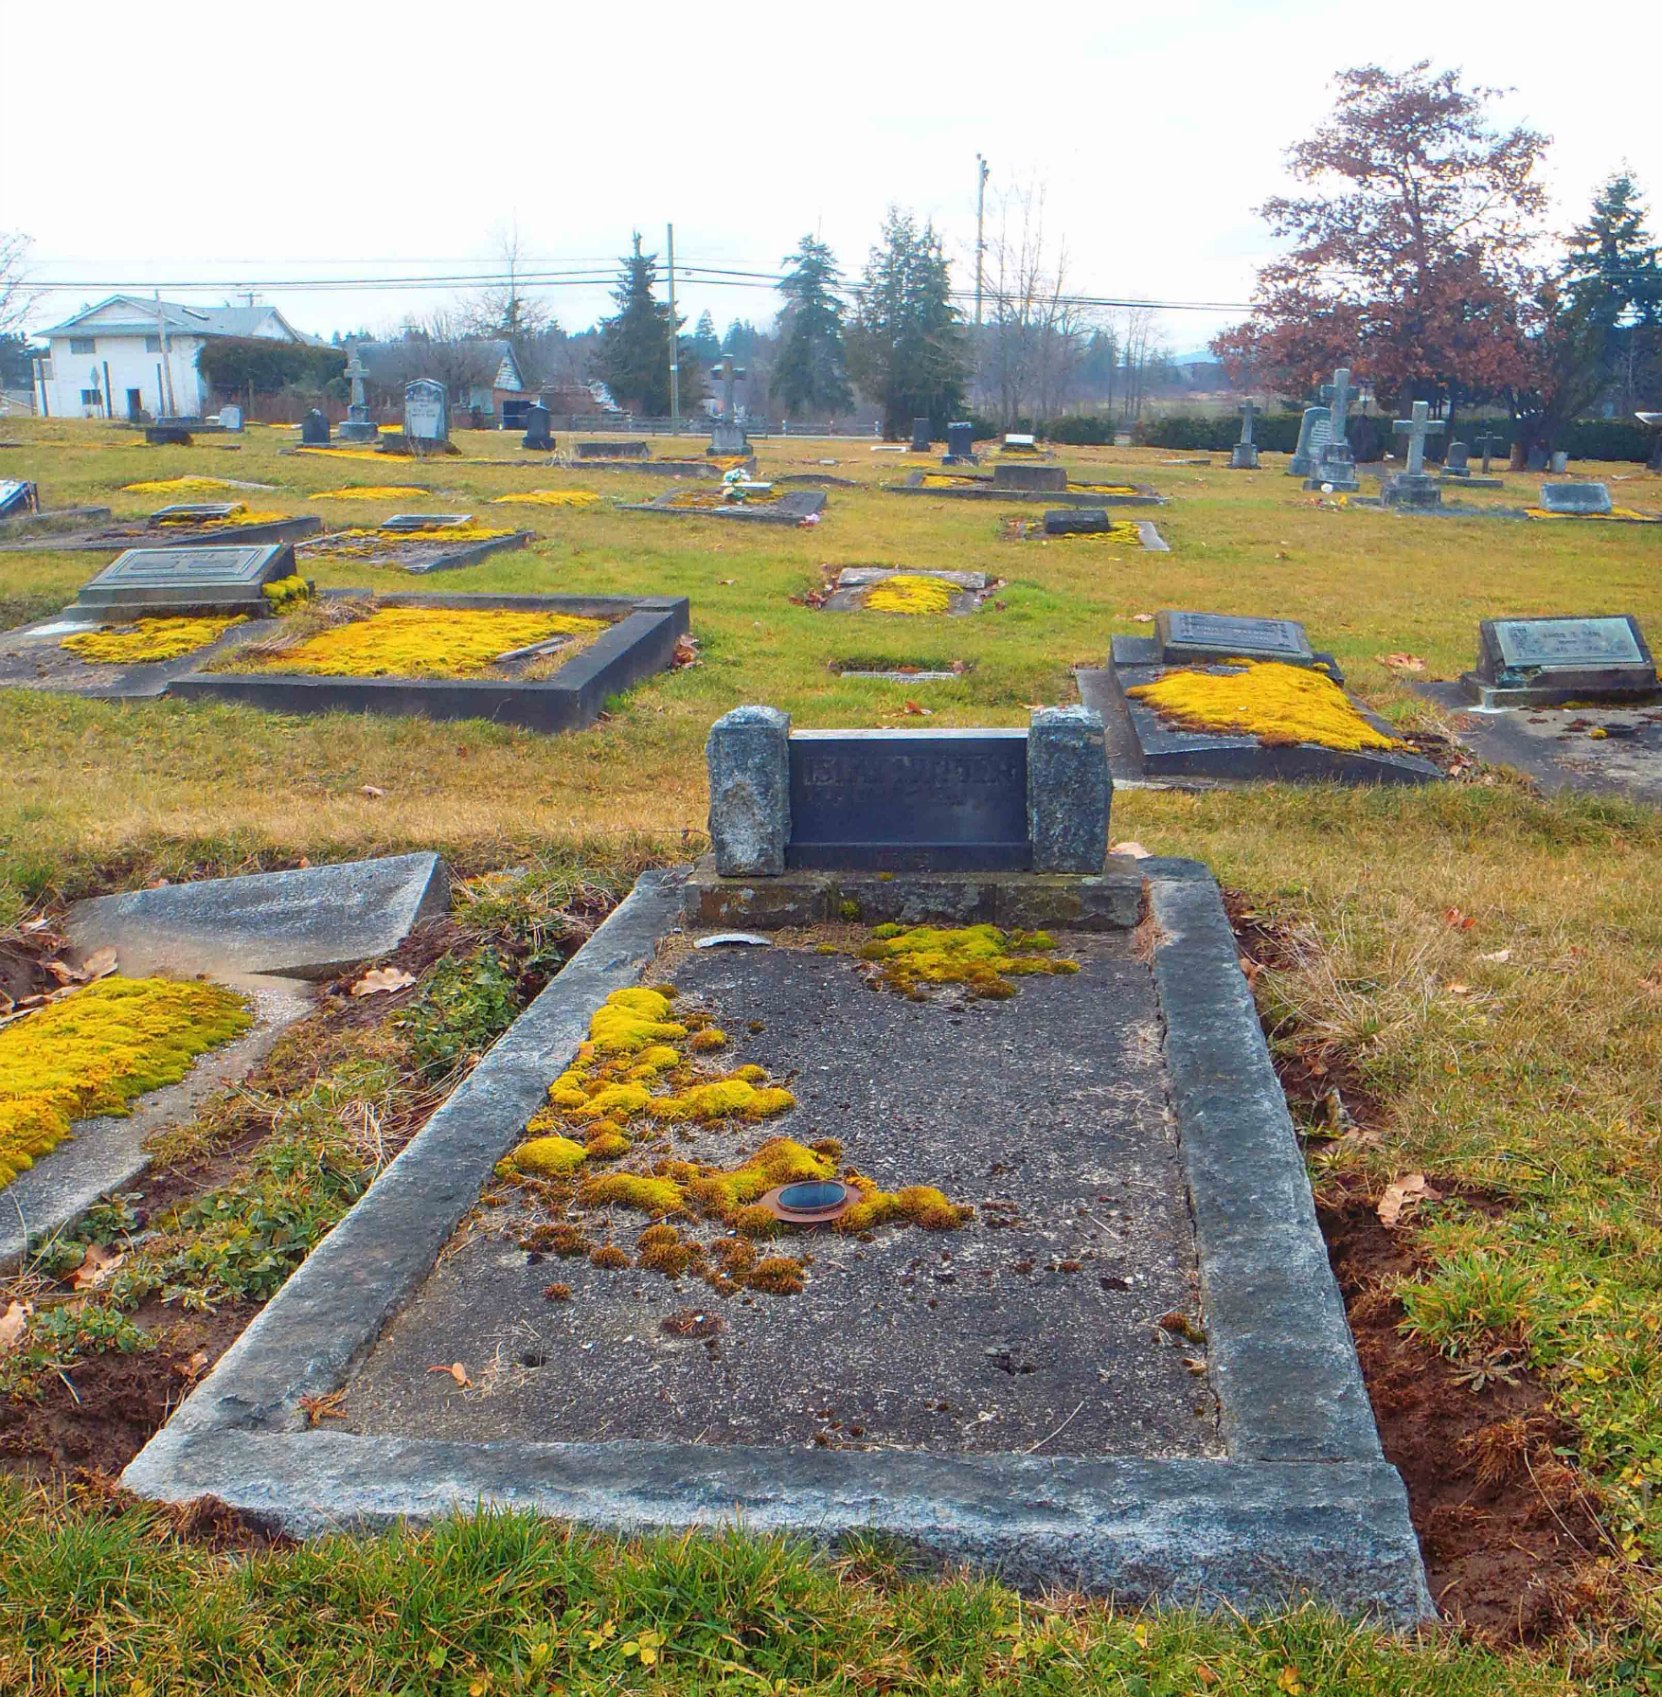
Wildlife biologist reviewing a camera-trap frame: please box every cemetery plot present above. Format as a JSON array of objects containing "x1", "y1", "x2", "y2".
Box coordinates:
[
  {"x1": 621, "y1": 487, "x2": 827, "y2": 525},
  {"x1": 891, "y1": 471, "x2": 1166, "y2": 506},
  {"x1": 121, "y1": 864, "x2": 1429, "y2": 1620},
  {"x1": 819, "y1": 568, "x2": 998, "y2": 616},
  {"x1": 1001, "y1": 513, "x2": 1170, "y2": 551},
  {"x1": 1525, "y1": 481, "x2": 1659, "y2": 522},
  {"x1": 0, "y1": 501, "x2": 321, "y2": 552},
  {"x1": 165, "y1": 591, "x2": 690, "y2": 734},
  {"x1": 1091, "y1": 610, "x2": 1441, "y2": 786},
  {"x1": 297, "y1": 515, "x2": 535, "y2": 574},
  {"x1": 832, "y1": 657, "x2": 973, "y2": 682}
]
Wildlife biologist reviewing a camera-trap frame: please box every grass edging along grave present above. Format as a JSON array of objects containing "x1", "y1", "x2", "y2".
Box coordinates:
[
  {"x1": 165, "y1": 591, "x2": 690, "y2": 734},
  {"x1": 122, "y1": 863, "x2": 1431, "y2": 1626}
]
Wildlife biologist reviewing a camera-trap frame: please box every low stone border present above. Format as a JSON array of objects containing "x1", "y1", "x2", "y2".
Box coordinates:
[
  {"x1": 300, "y1": 529, "x2": 534, "y2": 576},
  {"x1": 889, "y1": 473, "x2": 1166, "y2": 507},
  {"x1": 123, "y1": 862, "x2": 1430, "y2": 1623},
  {"x1": 619, "y1": 489, "x2": 827, "y2": 525},
  {"x1": 0, "y1": 516, "x2": 321, "y2": 554},
  {"x1": 166, "y1": 593, "x2": 690, "y2": 734}
]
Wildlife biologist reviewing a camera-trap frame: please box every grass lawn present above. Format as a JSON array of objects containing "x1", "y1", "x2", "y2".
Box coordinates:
[{"x1": 2, "y1": 419, "x2": 1661, "y2": 1692}]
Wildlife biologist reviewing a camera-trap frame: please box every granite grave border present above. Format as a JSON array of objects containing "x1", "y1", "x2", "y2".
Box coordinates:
[
  {"x1": 889, "y1": 472, "x2": 1167, "y2": 507},
  {"x1": 123, "y1": 864, "x2": 1430, "y2": 1623},
  {"x1": 619, "y1": 488, "x2": 827, "y2": 525},
  {"x1": 0, "y1": 515, "x2": 322, "y2": 553}
]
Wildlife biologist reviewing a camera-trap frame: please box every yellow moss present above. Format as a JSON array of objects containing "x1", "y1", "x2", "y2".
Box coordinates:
[
  {"x1": 261, "y1": 577, "x2": 312, "y2": 612},
  {"x1": 120, "y1": 475, "x2": 237, "y2": 494},
  {"x1": 664, "y1": 487, "x2": 783, "y2": 509},
  {"x1": 296, "y1": 446, "x2": 415, "y2": 462},
  {"x1": 624, "y1": 1043, "x2": 682, "y2": 1077},
  {"x1": 650, "y1": 1079, "x2": 796, "y2": 1123},
  {"x1": 589, "y1": 1244, "x2": 630, "y2": 1269},
  {"x1": 589, "y1": 990, "x2": 687, "y2": 1054},
  {"x1": 508, "y1": 1134, "x2": 589, "y2": 1177},
  {"x1": 856, "y1": 923, "x2": 1079, "y2": 999},
  {"x1": 837, "y1": 1177, "x2": 974, "y2": 1235},
  {"x1": 687, "y1": 1138, "x2": 835, "y2": 1217},
  {"x1": 1049, "y1": 521, "x2": 1144, "y2": 545},
  {"x1": 61, "y1": 615, "x2": 246, "y2": 665},
  {"x1": 0, "y1": 976, "x2": 251, "y2": 1190},
  {"x1": 575, "y1": 1082, "x2": 654, "y2": 1119},
  {"x1": 577, "y1": 1172, "x2": 686, "y2": 1215},
  {"x1": 1127, "y1": 661, "x2": 1401, "y2": 753},
  {"x1": 154, "y1": 505, "x2": 292, "y2": 528},
  {"x1": 372, "y1": 521, "x2": 516, "y2": 542},
  {"x1": 863, "y1": 574, "x2": 955, "y2": 616},
  {"x1": 1524, "y1": 507, "x2": 1659, "y2": 522},
  {"x1": 489, "y1": 490, "x2": 602, "y2": 508},
  {"x1": 688, "y1": 1027, "x2": 728, "y2": 1052},
  {"x1": 223, "y1": 608, "x2": 607, "y2": 680},
  {"x1": 747, "y1": 1255, "x2": 806, "y2": 1294},
  {"x1": 309, "y1": 486, "x2": 433, "y2": 500},
  {"x1": 1070, "y1": 482, "x2": 1141, "y2": 496}
]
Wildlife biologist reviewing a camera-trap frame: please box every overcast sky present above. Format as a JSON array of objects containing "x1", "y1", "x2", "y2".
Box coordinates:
[{"x1": 7, "y1": 0, "x2": 1658, "y2": 354}]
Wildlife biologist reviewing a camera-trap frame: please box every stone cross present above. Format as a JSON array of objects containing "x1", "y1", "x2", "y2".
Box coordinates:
[
  {"x1": 1325, "y1": 367, "x2": 1352, "y2": 424},
  {"x1": 1237, "y1": 399, "x2": 1258, "y2": 446},
  {"x1": 1475, "y1": 430, "x2": 1504, "y2": 474},
  {"x1": 344, "y1": 347, "x2": 368, "y2": 411},
  {"x1": 1392, "y1": 401, "x2": 1445, "y2": 476},
  {"x1": 713, "y1": 356, "x2": 746, "y2": 423}
]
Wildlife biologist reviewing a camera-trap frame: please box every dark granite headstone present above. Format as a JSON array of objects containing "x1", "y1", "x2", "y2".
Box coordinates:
[
  {"x1": 1043, "y1": 508, "x2": 1112, "y2": 536},
  {"x1": 1155, "y1": 610, "x2": 1316, "y2": 668},
  {"x1": 145, "y1": 425, "x2": 194, "y2": 446},
  {"x1": 992, "y1": 463, "x2": 1067, "y2": 493},
  {"x1": 944, "y1": 421, "x2": 976, "y2": 463},
  {"x1": 910, "y1": 417, "x2": 932, "y2": 453},
  {"x1": 521, "y1": 403, "x2": 553, "y2": 451},
  {"x1": 1524, "y1": 445, "x2": 1549, "y2": 473},
  {"x1": 576, "y1": 441, "x2": 650, "y2": 460},
  {"x1": 68, "y1": 543, "x2": 299, "y2": 618},
  {"x1": 1444, "y1": 441, "x2": 1470, "y2": 477},
  {"x1": 1538, "y1": 482, "x2": 1613, "y2": 516},
  {"x1": 0, "y1": 479, "x2": 40, "y2": 519},
  {"x1": 301, "y1": 409, "x2": 331, "y2": 445},
  {"x1": 1463, "y1": 614, "x2": 1657, "y2": 706}
]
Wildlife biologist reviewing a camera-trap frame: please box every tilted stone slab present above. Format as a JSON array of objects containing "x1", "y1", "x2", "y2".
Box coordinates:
[
  {"x1": 1460, "y1": 613, "x2": 1657, "y2": 707},
  {"x1": 68, "y1": 543, "x2": 302, "y2": 617},
  {"x1": 67, "y1": 851, "x2": 452, "y2": 980},
  {"x1": 1538, "y1": 481, "x2": 1613, "y2": 515}
]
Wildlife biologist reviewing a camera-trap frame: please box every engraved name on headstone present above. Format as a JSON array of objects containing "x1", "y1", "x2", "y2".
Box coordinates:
[
  {"x1": 1156, "y1": 609, "x2": 1315, "y2": 666},
  {"x1": 404, "y1": 379, "x2": 449, "y2": 444},
  {"x1": 71, "y1": 543, "x2": 299, "y2": 616},
  {"x1": 1467, "y1": 613, "x2": 1657, "y2": 706}
]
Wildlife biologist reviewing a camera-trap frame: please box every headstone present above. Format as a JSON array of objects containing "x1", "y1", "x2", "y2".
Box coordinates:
[
  {"x1": 219, "y1": 404, "x2": 243, "y2": 432},
  {"x1": 992, "y1": 463, "x2": 1067, "y2": 492},
  {"x1": 707, "y1": 357, "x2": 749, "y2": 457},
  {"x1": 404, "y1": 379, "x2": 450, "y2": 447},
  {"x1": 338, "y1": 348, "x2": 378, "y2": 443},
  {"x1": 910, "y1": 417, "x2": 932, "y2": 453},
  {"x1": 0, "y1": 479, "x2": 40, "y2": 519},
  {"x1": 1154, "y1": 609, "x2": 1317, "y2": 668},
  {"x1": 576, "y1": 440, "x2": 651, "y2": 460},
  {"x1": 301, "y1": 408, "x2": 330, "y2": 445},
  {"x1": 147, "y1": 503, "x2": 242, "y2": 525},
  {"x1": 944, "y1": 421, "x2": 976, "y2": 464},
  {"x1": 521, "y1": 402, "x2": 554, "y2": 452},
  {"x1": 1550, "y1": 450, "x2": 1570, "y2": 474},
  {"x1": 67, "y1": 852, "x2": 452, "y2": 981},
  {"x1": 1043, "y1": 508, "x2": 1112, "y2": 535},
  {"x1": 1444, "y1": 441, "x2": 1470, "y2": 477},
  {"x1": 1305, "y1": 366, "x2": 1359, "y2": 492},
  {"x1": 1004, "y1": 433, "x2": 1037, "y2": 451},
  {"x1": 1382, "y1": 401, "x2": 1444, "y2": 508},
  {"x1": 1229, "y1": 401, "x2": 1260, "y2": 469},
  {"x1": 68, "y1": 543, "x2": 300, "y2": 619},
  {"x1": 1637, "y1": 412, "x2": 1662, "y2": 472},
  {"x1": 1475, "y1": 430, "x2": 1505, "y2": 475},
  {"x1": 1524, "y1": 445, "x2": 1549, "y2": 473},
  {"x1": 381, "y1": 513, "x2": 471, "y2": 531},
  {"x1": 706, "y1": 706, "x2": 1109, "y2": 875},
  {"x1": 1464, "y1": 615, "x2": 1657, "y2": 707},
  {"x1": 1538, "y1": 482, "x2": 1613, "y2": 515},
  {"x1": 1287, "y1": 406, "x2": 1330, "y2": 477},
  {"x1": 145, "y1": 425, "x2": 193, "y2": 447}
]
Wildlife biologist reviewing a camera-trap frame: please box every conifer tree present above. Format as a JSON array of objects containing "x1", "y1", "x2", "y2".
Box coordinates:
[
  {"x1": 596, "y1": 234, "x2": 692, "y2": 414},
  {"x1": 772, "y1": 235, "x2": 853, "y2": 416}
]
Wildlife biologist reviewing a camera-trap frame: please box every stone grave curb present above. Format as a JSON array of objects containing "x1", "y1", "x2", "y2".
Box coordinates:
[
  {"x1": 0, "y1": 505, "x2": 113, "y2": 537},
  {"x1": 122, "y1": 863, "x2": 1430, "y2": 1623},
  {"x1": 165, "y1": 595, "x2": 689, "y2": 734},
  {"x1": 619, "y1": 490, "x2": 826, "y2": 525},
  {"x1": 0, "y1": 516, "x2": 322, "y2": 555},
  {"x1": 376, "y1": 529, "x2": 534, "y2": 575},
  {"x1": 889, "y1": 476, "x2": 1166, "y2": 508}
]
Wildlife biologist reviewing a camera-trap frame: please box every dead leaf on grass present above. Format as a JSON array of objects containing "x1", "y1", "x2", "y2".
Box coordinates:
[
  {"x1": 1378, "y1": 1173, "x2": 1442, "y2": 1228},
  {"x1": 0, "y1": 1300, "x2": 32, "y2": 1353},
  {"x1": 1477, "y1": 949, "x2": 1513, "y2": 964},
  {"x1": 1443, "y1": 907, "x2": 1477, "y2": 930},
  {"x1": 1378, "y1": 653, "x2": 1427, "y2": 673},
  {"x1": 67, "y1": 1244, "x2": 124, "y2": 1291},
  {"x1": 359, "y1": 784, "x2": 386, "y2": 799},
  {"x1": 350, "y1": 965, "x2": 417, "y2": 999},
  {"x1": 427, "y1": 1361, "x2": 470, "y2": 1388}
]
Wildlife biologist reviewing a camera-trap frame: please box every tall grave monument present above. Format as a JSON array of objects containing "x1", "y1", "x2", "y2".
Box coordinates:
[
  {"x1": 707, "y1": 357, "x2": 749, "y2": 458},
  {"x1": 1287, "y1": 405, "x2": 1331, "y2": 478},
  {"x1": 1383, "y1": 401, "x2": 1445, "y2": 509},
  {"x1": 402, "y1": 379, "x2": 449, "y2": 454},
  {"x1": 1229, "y1": 400, "x2": 1261, "y2": 469},
  {"x1": 1304, "y1": 367, "x2": 1359, "y2": 493},
  {"x1": 338, "y1": 347, "x2": 378, "y2": 443}
]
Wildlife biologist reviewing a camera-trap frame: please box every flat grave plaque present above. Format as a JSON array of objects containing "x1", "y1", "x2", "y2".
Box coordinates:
[
  {"x1": 71, "y1": 544, "x2": 299, "y2": 616},
  {"x1": 148, "y1": 503, "x2": 241, "y2": 524},
  {"x1": 381, "y1": 513, "x2": 470, "y2": 531},
  {"x1": 1157, "y1": 610, "x2": 1315, "y2": 666},
  {"x1": 1538, "y1": 482, "x2": 1613, "y2": 515},
  {"x1": 1457, "y1": 614, "x2": 1659, "y2": 707}
]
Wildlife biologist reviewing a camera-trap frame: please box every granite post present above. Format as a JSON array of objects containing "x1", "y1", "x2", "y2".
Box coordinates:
[
  {"x1": 707, "y1": 706, "x2": 791, "y2": 876},
  {"x1": 1027, "y1": 706, "x2": 1111, "y2": 873},
  {"x1": 1229, "y1": 400, "x2": 1260, "y2": 469}
]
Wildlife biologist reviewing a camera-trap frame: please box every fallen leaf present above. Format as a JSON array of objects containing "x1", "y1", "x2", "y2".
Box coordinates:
[
  {"x1": 1445, "y1": 981, "x2": 1471, "y2": 995},
  {"x1": 1379, "y1": 652, "x2": 1427, "y2": 673},
  {"x1": 1131, "y1": 613, "x2": 1155, "y2": 624},
  {"x1": 1443, "y1": 907, "x2": 1477, "y2": 930},
  {"x1": 68, "y1": 1244, "x2": 124, "y2": 1291},
  {"x1": 0, "y1": 1301, "x2": 31, "y2": 1353},
  {"x1": 1378, "y1": 1173, "x2": 1441, "y2": 1228},
  {"x1": 1477, "y1": 948, "x2": 1512, "y2": 964},
  {"x1": 177, "y1": 1349, "x2": 210, "y2": 1382},
  {"x1": 350, "y1": 965, "x2": 417, "y2": 998},
  {"x1": 1111, "y1": 840, "x2": 1152, "y2": 859},
  {"x1": 359, "y1": 784, "x2": 385, "y2": 799},
  {"x1": 79, "y1": 946, "x2": 118, "y2": 980},
  {"x1": 427, "y1": 1361, "x2": 470, "y2": 1387}
]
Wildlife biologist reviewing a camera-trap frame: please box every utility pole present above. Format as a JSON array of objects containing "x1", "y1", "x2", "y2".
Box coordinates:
[
  {"x1": 974, "y1": 153, "x2": 990, "y2": 327},
  {"x1": 666, "y1": 222, "x2": 680, "y2": 432},
  {"x1": 154, "y1": 291, "x2": 177, "y2": 417}
]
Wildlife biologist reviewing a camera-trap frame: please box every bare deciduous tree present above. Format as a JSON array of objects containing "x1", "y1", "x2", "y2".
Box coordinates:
[{"x1": 1, "y1": 231, "x2": 38, "y2": 338}]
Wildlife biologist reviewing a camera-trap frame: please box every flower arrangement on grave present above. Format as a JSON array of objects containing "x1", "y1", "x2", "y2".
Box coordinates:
[
  {"x1": 493, "y1": 983, "x2": 970, "y2": 1296},
  {"x1": 1127, "y1": 661, "x2": 1402, "y2": 754},
  {"x1": 0, "y1": 977, "x2": 251, "y2": 1190},
  {"x1": 220, "y1": 606, "x2": 606, "y2": 680},
  {"x1": 60, "y1": 615, "x2": 247, "y2": 666},
  {"x1": 862, "y1": 574, "x2": 955, "y2": 615},
  {"x1": 489, "y1": 490, "x2": 603, "y2": 508},
  {"x1": 309, "y1": 486, "x2": 433, "y2": 501},
  {"x1": 664, "y1": 486, "x2": 783, "y2": 510},
  {"x1": 854, "y1": 924, "x2": 1079, "y2": 1000}
]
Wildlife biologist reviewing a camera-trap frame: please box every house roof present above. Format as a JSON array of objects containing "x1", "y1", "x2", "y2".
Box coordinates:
[{"x1": 44, "y1": 295, "x2": 323, "y2": 345}]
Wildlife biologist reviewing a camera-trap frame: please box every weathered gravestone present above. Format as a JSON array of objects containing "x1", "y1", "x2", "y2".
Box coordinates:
[
  {"x1": 67, "y1": 543, "x2": 301, "y2": 619},
  {"x1": 520, "y1": 403, "x2": 554, "y2": 451},
  {"x1": 148, "y1": 503, "x2": 242, "y2": 526},
  {"x1": 1305, "y1": 367, "x2": 1360, "y2": 492},
  {"x1": 910, "y1": 417, "x2": 932, "y2": 453},
  {"x1": 1230, "y1": 400, "x2": 1261, "y2": 469},
  {"x1": 707, "y1": 357, "x2": 749, "y2": 457},
  {"x1": 1043, "y1": 507, "x2": 1112, "y2": 535},
  {"x1": 1287, "y1": 406, "x2": 1331, "y2": 477},
  {"x1": 380, "y1": 513, "x2": 471, "y2": 533},
  {"x1": 338, "y1": 348, "x2": 378, "y2": 442},
  {"x1": 1476, "y1": 430, "x2": 1505, "y2": 475},
  {"x1": 301, "y1": 408, "x2": 331, "y2": 445},
  {"x1": 1539, "y1": 482, "x2": 1613, "y2": 515},
  {"x1": 575, "y1": 440, "x2": 650, "y2": 460},
  {"x1": 944, "y1": 420, "x2": 977, "y2": 464},
  {"x1": 1153, "y1": 609, "x2": 1322, "y2": 670},
  {"x1": 706, "y1": 705, "x2": 1110, "y2": 874},
  {"x1": 218, "y1": 404, "x2": 243, "y2": 432},
  {"x1": 0, "y1": 479, "x2": 40, "y2": 519},
  {"x1": 403, "y1": 379, "x2": 449, "y2": 450},
  {"x1": 1443, "y1": 440, "x2": 1471, "y2": 478},
  {"x1": 992, "y1": 462, "x2": 1067, "y2": 493},
  {"x1": 1550, "y1": 450, "x2": 1570, "y2": 474},
  {"x1": 1459, "y1": 614, "x2": 1657, "y2": 707},
  {"x1": 1382, "y1": 401, "x2": 1445, "y2": 509}
]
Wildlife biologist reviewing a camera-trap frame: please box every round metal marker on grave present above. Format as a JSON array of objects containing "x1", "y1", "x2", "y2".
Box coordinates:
[{"x1": 758, "y1": 1179, "x2": 855, "y2": 1225}]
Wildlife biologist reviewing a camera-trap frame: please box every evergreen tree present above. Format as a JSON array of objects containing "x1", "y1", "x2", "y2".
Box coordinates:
[
  {"x1": 846, "y1": 208, "x2": 967, "y2": 436},
  {"x1": 1560, "y1": 171, "x2": 1662, "y2": 406},
  {"x1": 595, "y1": 233, "x2": 678, "y2": 414},
  {"x1": 690, "y1": 310, "x2": 722, "y2": 365},
  {"x1": 772, "y1": 234, "x2": 852, "y2": 416},
  {"x1": 722, "y1": 320, "x2": 761, "y2": 357}
]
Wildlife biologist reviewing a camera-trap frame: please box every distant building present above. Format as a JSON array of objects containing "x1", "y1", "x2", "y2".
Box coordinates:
[{"x1": 35, "y1": 295, "x2": 318, "y2": 421}]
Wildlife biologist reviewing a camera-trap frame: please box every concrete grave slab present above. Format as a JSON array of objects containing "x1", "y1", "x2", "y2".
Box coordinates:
[
  {"x1": 122, "y1": 864, "x2": 1429, "y2": 1623},
  {"x1": 824, "y1": 568, "x2": 996, "y2": 615},
  {"x1": 1002, "y1": 516, "x2": 1170, "y2": 551},
  {"x1": 1538, "y1": 481, "x2": 1613, "y2": 515},
  {"x1": 619, "y1": 488, "x2": 826, "y2": 525},
  {"x1": 0, "y1": 513, "x2": 321, "y2": 553},
  {"x1": 67, "y1": 851, "x2": 452, "y2": 981},
  {"x1": 299, "y1": 526, "x2": 535, "y2": 575},
  {"x1": 890, "y1": 472, "x2": 1166, "y2": 507}
]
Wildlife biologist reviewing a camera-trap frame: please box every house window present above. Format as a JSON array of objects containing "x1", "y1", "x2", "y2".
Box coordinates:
[
  {"x1": 145, "y1": 335, "x2": 162, "y2": 353},
  {"x1": 69, "y1": 337, "x2": 96, "y2": 355},
  {"x1": 80, "y1": 389, "x2": 101, "y2": 406}
]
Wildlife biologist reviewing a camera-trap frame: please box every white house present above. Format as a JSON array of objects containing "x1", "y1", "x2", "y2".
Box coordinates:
[{"x1": 35, "y1": 296, "x2": 318, "y2": 421}]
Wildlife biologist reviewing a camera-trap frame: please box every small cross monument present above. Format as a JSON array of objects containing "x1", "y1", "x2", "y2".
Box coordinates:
[
  {"x1": 1475, "y1": 429, "x2": 1505, "y2": 476},
  {"x1": 1230, "y1": 400, "x2": 1261, "y2": 469},
  {"x1": 1384, "y1": 400, "x2": 1445, "y2": 509},
  {"x1": 1305, "y1": 366, "x2": 1360, "y2": 492},
  {"x1": 707, "y1": 356, "x2": 750, "y2": 458},
  {"x1": 338, "y1": 345, "x2": 378, "y2": 442}
]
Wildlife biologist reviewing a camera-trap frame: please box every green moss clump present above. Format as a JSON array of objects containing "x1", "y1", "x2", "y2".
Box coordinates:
[
  {"x1": 577, "y1": 1172, "x2": 686, "y2": 1215},
  {"x1": 506, "y1": 1134, "x2": 588, "y2": 1177},
  {"x1": 854, "y1": 924, "x2": 1079, "y2": 1000}
]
